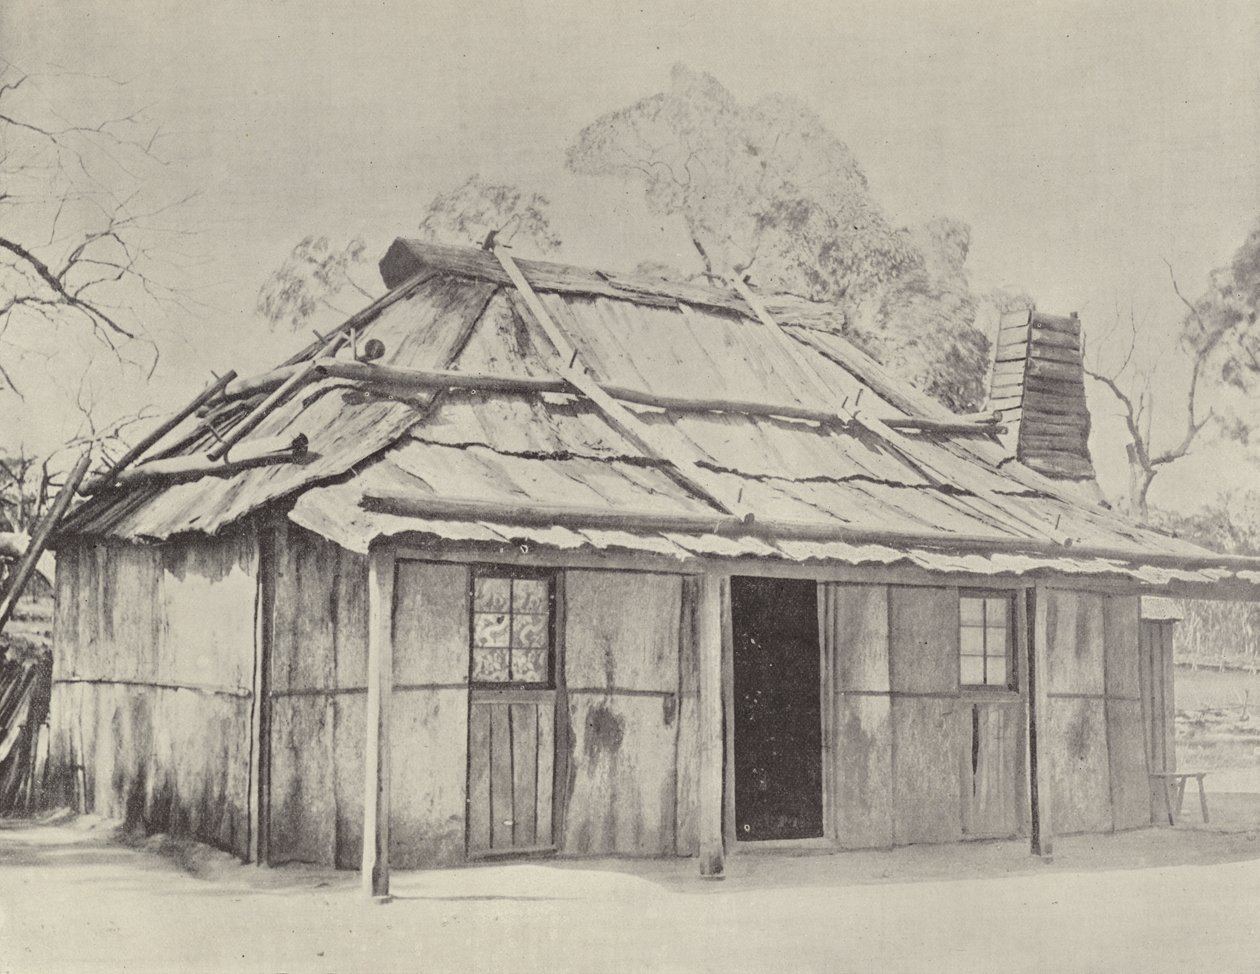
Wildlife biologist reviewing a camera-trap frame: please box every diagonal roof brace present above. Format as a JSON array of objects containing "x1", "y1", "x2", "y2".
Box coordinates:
[{"x1": 494, "y1": 247, "x2": 748, "y2": 519}]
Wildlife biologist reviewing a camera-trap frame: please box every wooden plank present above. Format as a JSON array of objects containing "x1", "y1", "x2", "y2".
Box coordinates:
[
  {"x1": 888, "y1": 586, "x2": 958, "y2": 694},
  {"x1": 512, "y1": 703, "x2": 539, "y2": 845},
  {"x1": 269, "y1": 696, "x2": 335, "y2": 865},
  {"x1": 467, "y1": 702, "x2": 492, "y2": 853},
  {"x1": 1107, "y1": 699, "x2": 1150, "y2": 829},
  {"x1": 391, "y1": 688, "x2": 469, "y2": 867},
  {"x1": 391, "y1": 560, "x2": 469, "y2": 685},
  {"x1": 1048, "y1": 697, "x2": 1112, "y2": 834},
  {"x1": 1045, "y1": 591, "x2": 1106, "y2": 696},
  {"x1": 332, "y1": 693, "x2": 365, "y2": 868},
  {"x1": 490, "y1": 703, "x2": 514, "y2": 850},
  {"x1": 361, "y1": 547, "x2": 394, "y2": 898},
  {"x1": 1029, "y1": 585, "x2": 1053, "y2": 856},
  {"x1": 1161, "y1": 622, "x2": 1176, "y2": 774},
  {"x1": 829, "y1": 584, "x2": 890, "y2": 692},
  {"x1": 564, "y1": 571, "x2": 681, "y2": 692},
  {"x1": 890, "y1": 696, "x2": 966, "y2": 844},
  {"x1": 963, "y1": 704, "x2": 1023, "y2": 839},
  {"x1": 1103, "y1": 595, "x2": 1141, "y2": 699},
  {"x1": 248, "y1": 526, "x2": 276, "y2": 865},
  {"x1": 697, "y1": 574, "x2": 725, "y2": 877},
  {"x1": 833, "y1": 693, "x2": 893, "y2": 848},
  {"x1": 536, "y1": 704, "x2": 555, "y2": 847}
]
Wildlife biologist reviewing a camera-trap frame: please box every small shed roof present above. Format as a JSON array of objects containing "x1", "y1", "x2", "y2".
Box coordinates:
[{"x1": 57, "y1": 241, "x2": 1260, "y2": 596}]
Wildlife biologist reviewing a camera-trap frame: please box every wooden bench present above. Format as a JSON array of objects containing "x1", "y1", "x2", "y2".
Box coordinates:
[{"x1": 1149, "y1": 771, "x2": 1210, "y2": 826}]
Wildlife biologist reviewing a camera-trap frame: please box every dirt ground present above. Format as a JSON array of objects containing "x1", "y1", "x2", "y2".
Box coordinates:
[{"x1": 2, "y1": 782, "x2": 1260, "y2": 974}]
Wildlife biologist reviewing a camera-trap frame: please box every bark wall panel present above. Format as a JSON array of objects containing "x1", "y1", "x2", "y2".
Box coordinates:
[
  {"x1": 890, "y1": 697, "x2": 967, "y2": 844},
  {"x1": 1046, "y1": 591, "x2": 1105, "y2": 696},
  {"x1": 565, "y1": 572, "x2": 681, "y2": 693},
  {"x1": 332, "y1": 695, "x2": 365, "y2": 869},
  {"x1": 269, "y1": 695, "x2": 336, "y2": 865},
  {"x1": 674, "y1": 577, "x2": 700, "y2": 856},
  {"x1": 833, "y1": 694, "x2": 893, "y2": 848},
  {"x1": 1107, "y1": 699, "x2": 1150, "y2": 830},
  {"x1": 832, "y1": 584, "x2": 889, "y2": 692},
  {"x1": 561, "y1": 571, "x2": 684, "y2": 857},
  {"x1": 1104, "y1": 595, "x2": 1141, "y2": 700},
  {"x1": 271, "y1": 529, "x2": 336, "y2": 693},
  {"x1": 889, "y1": 587, "x2": 957, "y2": 694},
  {"x1": 393, "y1": 560, "x2": 469, "y2": 686},
  {"x1": 562, "y1": 693, "x2": 677, "y2": 856},
  {"x1": 1048, "y1": 697, "x2": 1112, "y2": 834},
  {"x1": 390, "y1": 688, "x2": 469, "y2": 867}
]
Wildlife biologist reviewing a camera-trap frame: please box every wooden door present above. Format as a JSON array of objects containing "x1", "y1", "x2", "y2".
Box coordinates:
[
  {"x1": 1139, "y1": 619, "x2": 1176, "y2": 821},
  {"x1": 466, "y1": 570, "x2": 557, "y2": 858}
]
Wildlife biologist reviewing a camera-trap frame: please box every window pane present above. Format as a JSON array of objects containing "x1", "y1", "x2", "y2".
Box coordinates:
[
  {"x1": 513, "y1": 647, "x2": 549, "y2": 683},
  {"x1": 960, "y1": 656, "x2": 986, "y2": 685},
  {"x1": 986, "y1": 625, "x2": 1008, "y2": 655},
  {"x1": 512, "y1": 612, "x2": 549, "y2": 649},
  {"x1": 473, "y1": 611, "x2": 510, "y2": 648},
  {"x1": 513, "y1": 578, "x2": 549, "y2": 613},
  {"x1": 960, "y1": 626, "x2": 986, "y2": 657},
  {"x1": 986, "y1": 655, "x2": 1008, "y2": 687},
  {"x1": 984, "y1": 597, "x2": 1008, "y2": 629},
  {"x1": 960, "y1": 597, "x2": 984, "y2": 627},
  {"x1": 474, "y1": 576, "x2": 511, "y2": 612},
  {"x1": 472, "y1": 647, "x2": 511, "y2": 682}
]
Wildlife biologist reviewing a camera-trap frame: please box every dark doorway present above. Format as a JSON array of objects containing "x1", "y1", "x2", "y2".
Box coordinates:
[{"x1": 731, "y1": 576, "x2": 823, "y2": 841}]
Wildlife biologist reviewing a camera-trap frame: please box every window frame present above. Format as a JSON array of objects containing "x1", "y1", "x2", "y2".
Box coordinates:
[
  {"x1": 467, "y1": 565, "x2": 558, "y2": 690},
  {"x1": 958, "y1": 589, "x2": 1017, "y2": 692}
]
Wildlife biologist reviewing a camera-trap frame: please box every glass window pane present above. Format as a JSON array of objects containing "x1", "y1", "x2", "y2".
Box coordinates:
[
  {"x1": 513, "y1": 578, "x2": 549, "y2": 613},
  {"x1": 987, "y1": 625, "x2": 1008, "y2": 655},
  {"x1": 960, "y1": 626, "x2": 986, "y2": 657},
  {"x1": 984, "y1": 597, "x2": 1008, "y2": 629},
  {"x1": 513, "y1": 647, "x2": 549, "y2": 683},
  {"x1": 960, "y1": 656, "x2": 986, "y2": 685},
  {"x1": 473, "y1": 611, "x2": 510, "y2": 648},
  {"x1": 472, "y1": 647, "x2": 511, "y2": 682},
  {"x1": 986, "y1": 655, "x2": 1008, "y2": 687},
  {"x1": 512, "y1": 612, "x2": 549, "y2": 649},
  {"x1": 960, "y1": 597, "x2": 984, "y2": 627},
  {"x1": 474, "y1": 576, "x2": 511, "y2": 612}
]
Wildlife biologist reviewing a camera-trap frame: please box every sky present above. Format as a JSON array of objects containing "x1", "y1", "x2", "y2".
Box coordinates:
[{"x1": 3, "y1": 0, "x2": 1259, "y2": 511}]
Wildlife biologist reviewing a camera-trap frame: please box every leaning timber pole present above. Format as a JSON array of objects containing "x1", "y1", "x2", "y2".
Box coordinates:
[{"x1": 0, "y1": 451, "x2": 91, "y2": 631}]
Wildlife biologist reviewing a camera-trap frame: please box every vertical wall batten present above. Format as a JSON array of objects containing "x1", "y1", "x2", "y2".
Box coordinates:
[
  {"x1": 361, "y1": 547, "x2": 395, "y2": 898},
  {"x1": 697, "y1": 574, "x2": 726, "y2": 877},
  {"x1": 1028, "y1": 585, "x2": 1053, "y2": 857}
]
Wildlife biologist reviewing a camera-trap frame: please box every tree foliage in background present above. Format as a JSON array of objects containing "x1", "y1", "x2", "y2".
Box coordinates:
[
  {"x1": 0, "y1": 61, "x2": 190, "y2": 395},
  {"x1": 257, "y1": 175, "x2": 560, "y2": 331},
  {"x1": 567, "y1": 64, "x2": 990, "y2": 411},
  {"x1": 1085, "y1": 216, "x2": 1260, "y2": 520}
]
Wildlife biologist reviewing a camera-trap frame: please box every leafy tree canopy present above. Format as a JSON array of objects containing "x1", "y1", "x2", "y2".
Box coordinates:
[{"x1": 567, "y1": 64, "x2": 989, "y2": 411}]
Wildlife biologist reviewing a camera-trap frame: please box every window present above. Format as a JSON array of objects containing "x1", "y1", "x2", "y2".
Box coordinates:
[
  {"x1": 959, "y1": 593, "x2": 1014, "y2": 689},
  {"x1": 470, "y1": 570, "x2": 554, "y2": 686}
]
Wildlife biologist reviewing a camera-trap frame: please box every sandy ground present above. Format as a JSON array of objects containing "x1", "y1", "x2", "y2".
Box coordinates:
[{"x1": 2, "y1": 791, "x2": 1260, "y2": 974}]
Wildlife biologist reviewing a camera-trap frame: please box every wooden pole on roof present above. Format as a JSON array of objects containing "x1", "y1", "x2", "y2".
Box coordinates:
[
  {"x1": 494, "y1": 246, "x2": 745, "y2": 519},
  {"x1": 79, "y1": 371, "x2": 238, "y2": 494},
  {"x1": 0, "y1": 451, "x2": 91, "y2": 632},
  {"x1": 362, "y1": 546, "x2": 395, "y2": 900}
]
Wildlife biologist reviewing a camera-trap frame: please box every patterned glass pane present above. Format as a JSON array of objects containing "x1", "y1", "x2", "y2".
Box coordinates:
[
  {"x1": 986, "y1": 654, "x2": 1008, "y2": 687},
  {"x1": 960, "y1": 598, "x2": 984, "y2": 627},
  {"x1": 513, "y1": 612, "x2": 549, "y2": 649},
  {"x1": 472, "y1": 647, "x2": 511, "y2": 682},
  {"x1": 473, "y1": 611, "x2": 510, "y2": 648},
  {"x1": 513, "y1": 647, "x2": 549, "y2": 683},
  {"x1": 960, "y1": 655, "x2": 986, "y2": 686},
  {"x1": 984, "y1": 597, "x2": 1008, "y2": 629},
  {"x1": 960, "y1": 625, "x2": 985, "y2": 657},
  {"x1": 474, "y1": 576, "x2": 511, "y2": 612},
  {"x1": 513, "y1": 578, "x2": 549, "y2": 613}
]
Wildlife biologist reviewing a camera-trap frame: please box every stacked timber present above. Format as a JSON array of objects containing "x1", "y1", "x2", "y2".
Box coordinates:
[{"x1": 988, "y1": 309, "x2": 1095, "y2": 482}]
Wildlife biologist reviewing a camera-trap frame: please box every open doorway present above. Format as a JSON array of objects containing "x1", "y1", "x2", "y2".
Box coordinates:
[{"x1": 731, "y1": 576, "x2": 823, "y2": 841}]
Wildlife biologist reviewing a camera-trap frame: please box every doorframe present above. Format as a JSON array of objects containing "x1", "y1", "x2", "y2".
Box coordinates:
[{"x1": 723, "y1": 575, "x2": 831, "y2": 851}]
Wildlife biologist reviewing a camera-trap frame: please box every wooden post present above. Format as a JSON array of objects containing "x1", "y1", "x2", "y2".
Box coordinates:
[
  {"x1": 248, "y1": 523, "x2": 279, "y2": 865},
  {"x1": 362, "y1": 546, "x2": 395, "y2": 899},
  {"x1": 696, "y1": 573, "x2": 725, "y2": 878},
  {"x1": 1028, "y1": 585, "x2": 1053, "y2": 857}
]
